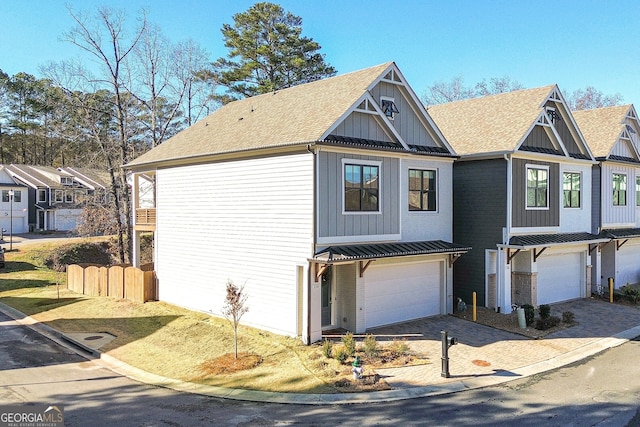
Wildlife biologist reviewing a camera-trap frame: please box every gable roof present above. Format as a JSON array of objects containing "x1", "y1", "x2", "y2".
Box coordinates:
[
  {"x1": 428, "y1": 85, "x2": 590, "y2": 158},
  {"x1": 126, "y1": 62, "x2": 453, "y2": 169},
  {"x1": 1, "y1": 164, "x2": 109, "y2": 190},
  {"x1": 572, "y1": 105, "x2": 639, "y2": 159}
]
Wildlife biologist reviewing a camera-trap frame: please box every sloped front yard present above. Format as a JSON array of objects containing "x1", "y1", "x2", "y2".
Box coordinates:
[{"x1": 0, "y1": 241, "x2": 429, "y2": 394}]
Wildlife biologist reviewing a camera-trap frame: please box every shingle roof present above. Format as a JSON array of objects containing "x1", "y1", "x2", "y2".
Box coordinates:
[
  {"x1": 126, "y1": 62, "x2": 399, "y2": 168},
  {"x1": 508, "y1": 232, "x2": 608, "y2": 247},
  {"x1": 313, "y1": 240, "x2": 471, "y2": 262},
  {"x1": 572, "y1": 105, "x2": 633, "y2": 158},
  {"x1": 427, "y1": 85, "x2": 556, "y2": 156}
]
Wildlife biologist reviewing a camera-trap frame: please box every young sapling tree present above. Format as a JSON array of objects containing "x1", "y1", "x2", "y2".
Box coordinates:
[{"x1": 222, "y1": 280, "x2": 249, "y2": 358}]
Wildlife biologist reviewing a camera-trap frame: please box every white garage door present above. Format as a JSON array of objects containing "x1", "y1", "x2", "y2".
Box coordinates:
[
  {"x1": 0, "y1": 217, "x2": 26, "y2": 234},
  {"x1": 537, "y1": 252, "x2": 582, "y2": 305},
  {"x1": 365, "y1": 261, "x2": 441, "y2": 329},
  {"x1": 617, "y1": 241, "x2": 640, "y2": 286}
]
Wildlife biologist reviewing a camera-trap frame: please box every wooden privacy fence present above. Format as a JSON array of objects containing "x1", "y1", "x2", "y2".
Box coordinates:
[{"x1": 67, "y1": 263, "x2": 156, "y2": 303}]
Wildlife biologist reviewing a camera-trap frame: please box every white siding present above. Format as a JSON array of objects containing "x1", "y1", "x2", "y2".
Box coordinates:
[
  {"x1": 559, "y1": 163, "x2": 592, "y2": 233},
  {"x1": 401, "y1": 158, "x2": 453, "y2": 241},
  {"x1": 601, "y1": 164, "x2": 637, "y2": 227},
  {"x1": 155, "y1": 153, "x2": 314, "y2": 336}
]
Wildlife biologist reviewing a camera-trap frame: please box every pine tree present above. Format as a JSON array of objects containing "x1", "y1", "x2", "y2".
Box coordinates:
[{"x1": 207, "y1": 2, "x2": 336, "y2": 104}]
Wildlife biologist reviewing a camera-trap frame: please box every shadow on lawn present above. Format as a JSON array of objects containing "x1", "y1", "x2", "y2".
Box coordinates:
[{"x1": 1, "y1": 261, "x2": 39, "y2": 274}]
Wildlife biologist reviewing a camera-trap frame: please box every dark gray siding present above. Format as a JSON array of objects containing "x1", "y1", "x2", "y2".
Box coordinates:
[
  {"x1": 512, "y1": 158, "x2": 559, "y2": 227},
  {"x1": 453, "y1": 159, "x2": 507, "y2": 306},
  {"x1": 317, "y1": 151, "x2": 400, "y2": 239},
  {"x1": 591, "y1": 164, "x2": 601, "y2": 233}
]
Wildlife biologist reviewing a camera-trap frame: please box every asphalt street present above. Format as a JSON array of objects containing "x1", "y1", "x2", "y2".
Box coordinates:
[{"x1": 1, "y1": 310, "x2": 639, "y2": 426}]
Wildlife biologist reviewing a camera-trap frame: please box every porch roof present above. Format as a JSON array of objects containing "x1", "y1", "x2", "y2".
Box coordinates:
[
  {"x1": 506, "y1": 232, "x2": 609, "y2": 249},
  {"x1": 601, "y1": 228, "x2": 640, "y2": 239},
  {"x1": 313, "y1": 240, "x2": 471, "y2": 263}
]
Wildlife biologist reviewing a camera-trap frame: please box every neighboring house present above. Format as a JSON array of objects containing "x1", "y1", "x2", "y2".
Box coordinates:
[
  {"x1": 0, "y1": 169, "x2": 29, "y2": 234},
  {"x1": 126, "y1": 62, "x2": 470, "y2": 343},
  {"x1": 0, "y1": 164, "x2": 110, "y2": 232},
  {"x1": 573, "y1": 105, "x2": 640, "y2": 290},
  {"x1": 429, "y1": 85, "x2": 608, "y2": 313}
]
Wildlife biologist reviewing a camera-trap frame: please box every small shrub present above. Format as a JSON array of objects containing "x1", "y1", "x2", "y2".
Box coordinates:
[
  {"x1": 539, "y1": 304, "x2": 551, "y2": 320},
  {"x1": 44, "y1": 241, "x2": 115, "y2": 271},
  {"x1": 562, "y1": 311, "x2": 575, "y2": 324},
  {"x1": 388, "y1": 339, "x2": 410, "y2": 358},
  {"x1": 363, "y1": 334, "x2": 378, "y2": 358},
  {"x1": 622, "y1": 285, "x2": 640, "y2": 304},
  {"x1": 342, "y1": 332, "x2": 356, "y2": 356},
  {"x1": 535, "y1": 316, "x2": 561, "y2": 330},
  {"x1": 322, "y1": 339, "x2": 333, "y2": 359},
  {"x1": 521, "y1": 304, "x2": 535, "y2": 326},
  {"x1": 333, "y1": 345, "x2": 349, "y2": 363}
]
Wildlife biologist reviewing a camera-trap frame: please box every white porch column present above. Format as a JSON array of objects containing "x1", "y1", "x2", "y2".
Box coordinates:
[
  {"x1": 591, "y1": 247, "x2": 602, "y2": 294},
  {"x1": 497, "y1": 248, "x2": 513, "y2": 313}
]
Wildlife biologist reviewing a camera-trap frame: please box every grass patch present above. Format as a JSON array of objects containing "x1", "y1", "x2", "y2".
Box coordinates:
[{"x1": 1, "y1": 239, "x2": 403, "y2": 393}]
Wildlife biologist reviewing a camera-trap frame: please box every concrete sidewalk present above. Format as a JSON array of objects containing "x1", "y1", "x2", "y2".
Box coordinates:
[{"x1": 1, "y1": 299, "x2": 639, "y2": 405}]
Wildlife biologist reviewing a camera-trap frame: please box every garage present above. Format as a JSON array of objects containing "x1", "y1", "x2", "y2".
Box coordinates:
[
  {"x1": 616, "y1": 241, "x2": 640, "y2": 286},
  {"x1": 0, "y1": 217, "x2": 27, "y2": 234},
  {"x1": 536, "y1": 251, "x2": 583, "y2": 305},
  {"x1": 365, "y1": 261, "x2": 442, "y2": 329}
]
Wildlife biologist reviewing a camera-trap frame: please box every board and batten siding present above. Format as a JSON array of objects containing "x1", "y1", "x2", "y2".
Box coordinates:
[
  {"x1": 317, "y1": 151, "x2": 400, "y2": 242},
  {"x1": 154, "y1": 153, "x2": 314, "y2": 336},
  {"x1": 453, "y1": 158, "x2": 507, "y2": 306},
  {"x1": 601, "y1": 163, "x2": 637, "y2": 227},
  {"x1": 332, "y1": 112, "x2": 394, "y2": 143},
  {"x1": 369, "y1": 81, "x2": 438, "y2": 148},
  {"x1": 511, "y1": 158, "x2": 560, "y2": 228}
]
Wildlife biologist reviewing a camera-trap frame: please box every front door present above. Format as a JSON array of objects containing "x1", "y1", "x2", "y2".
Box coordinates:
[{"x1": 321, "y1": 266, "x2": 332, "y2": 326}]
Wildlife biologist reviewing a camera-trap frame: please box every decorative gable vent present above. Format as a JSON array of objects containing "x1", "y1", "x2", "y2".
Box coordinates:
[
  {"x1": 380, "y1": 97, "x2": 399, "y2": 120},
  {"x1": 545, "y1": 106, "x2": 560, "y2": 124}
]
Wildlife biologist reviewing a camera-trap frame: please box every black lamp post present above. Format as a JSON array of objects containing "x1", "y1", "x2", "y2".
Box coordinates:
[{"x1": 8, "y1": 189, "x2": 13, "y2": 251}]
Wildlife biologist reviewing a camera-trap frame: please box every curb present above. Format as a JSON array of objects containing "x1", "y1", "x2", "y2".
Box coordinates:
[{"x1": 0, "y1": 301, "x2": 637, "y2": 405}]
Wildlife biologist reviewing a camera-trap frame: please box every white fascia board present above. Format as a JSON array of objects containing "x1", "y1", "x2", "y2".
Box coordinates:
[
  {"x1": 547, "y1": 85, "x2": 596, "y2": 160},
  {"x1": 320, "y1": 91, "x2": 409, "y2": 150}
]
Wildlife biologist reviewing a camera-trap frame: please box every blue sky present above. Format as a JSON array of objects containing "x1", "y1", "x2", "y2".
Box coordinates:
[{"x1": 1, "y1": 0, "x2": 639, "y2": 106}]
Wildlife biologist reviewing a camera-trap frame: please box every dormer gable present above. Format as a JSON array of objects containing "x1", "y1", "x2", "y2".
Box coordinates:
[
  {"x1": 322, "y1": 63, "x2": 455, "y2": 157},
  {"x1": 573, "y1": 104, "x2": 640, "y2": 164},
  {"x1": 518, "y1": 87, "x2": 592, "y2": 160},
  {"x1": 429, "y1": 84, "x2": 593, "y2": 161}
]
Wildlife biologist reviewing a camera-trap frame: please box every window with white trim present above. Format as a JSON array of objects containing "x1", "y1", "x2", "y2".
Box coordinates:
[
  {"x1": 613, "y1": 173, "x2": 627, "y2": 206},
  {"x1": 37, "y1": 189, "x2": 46, "y2": 203},
  {"x1": 526, "y1": 166, "x2": 548, "y2": 209},
  {"x1": 54, "y1": 190, "x2": 64, "y2": 203},
  {"x1": 2, "y1": 190, "x2": 21, "y2": 203},
  {"x1": 65, "y1": 191, "x2": 74, "y2": 203},
  {"x1": 409, "y1": 169, "x2": 437, "y2": 211},
  {"x1": 563, "y1": 172, "x2": 581, "y2": 208},
  {"x1": 344, "y1": 162, "x2": 380, "y2": 212}
]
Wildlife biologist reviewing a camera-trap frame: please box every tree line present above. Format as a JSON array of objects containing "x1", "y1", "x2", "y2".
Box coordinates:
[{"x1": 0, "y1": 2, "x2": 624, "y2": 263}]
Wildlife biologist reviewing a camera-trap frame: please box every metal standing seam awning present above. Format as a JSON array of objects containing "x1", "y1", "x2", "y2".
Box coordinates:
[
  {"x1": 600, "y1": 228, "x2": 640, "y2": 250},
  {"x1": 498, "y1": 232, "x2": 611, "y2": 264},
  {"x1": 311, "y1": 240, "x2": 472, "y2": 280}
]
